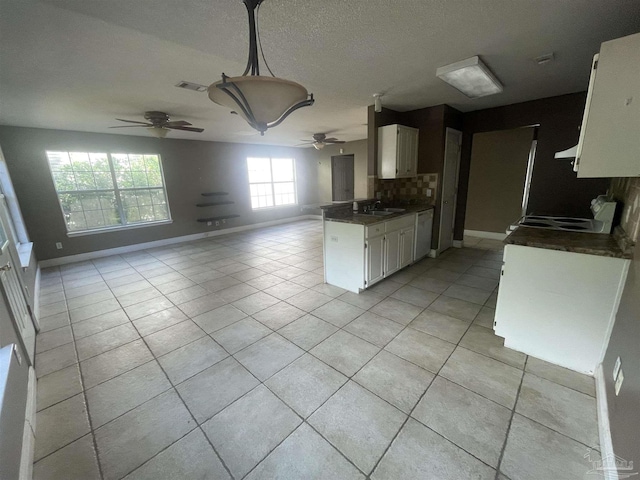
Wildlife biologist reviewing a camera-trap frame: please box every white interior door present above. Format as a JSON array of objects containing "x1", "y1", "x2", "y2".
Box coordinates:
[
  {"x1": 0, "y1": 199, "x2": 35, "y2": 364},
  {"x1": 439, "y1": 128, "x2": 462, "y2": 252}
]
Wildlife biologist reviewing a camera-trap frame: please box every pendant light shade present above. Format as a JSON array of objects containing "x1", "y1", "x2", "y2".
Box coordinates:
[{"x1": 208, "y1": 0, "x2": 314, "y2": 135}]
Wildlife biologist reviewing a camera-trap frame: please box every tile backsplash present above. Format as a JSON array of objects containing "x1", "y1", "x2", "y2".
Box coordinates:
[
  {"x1": 369, "y1": 173, "x2": 438, "y2": 204},
  {"x1": 610, "y1": 177, "x2": 640, "y2": 243}
]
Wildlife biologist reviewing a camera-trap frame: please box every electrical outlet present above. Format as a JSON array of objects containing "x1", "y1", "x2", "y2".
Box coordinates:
[
  {"x1": 207, "y1": 221, "x2": 212, "y2": 226},
  {"x1": 215, "y1": 221, "x2": 220, "y2": 226},
  {"x1": 615, "y1": 368, "x2": 624, "y2": 395},
  {"x1": 426, "y1": 188, "x2": 433, "y2": 197},
  {"x1": 613, "y1": 356, "x2": 622, "y2": 380},
  {"x1": 222, "y1": 219, "x2": 226, "y2": 224},
  {"x1": 55, "y1": 242, "x2": 63, "y2": 249}
]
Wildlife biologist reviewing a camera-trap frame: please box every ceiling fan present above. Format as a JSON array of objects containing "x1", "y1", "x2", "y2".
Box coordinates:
[
  {"x1": 109, "y1": 111, "x2": 204, "y2": 138},
  {"x1": 298, "y1": 133, "x2": 346, "y2": 150}
]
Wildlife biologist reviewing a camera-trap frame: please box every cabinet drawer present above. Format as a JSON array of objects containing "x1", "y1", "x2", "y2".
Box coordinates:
[
  {"x1": 385, "y1": 214, "x2": 416, "y2": 233},
  {"x1": 365, "y1": 224, "x2": 385, "y2": 238}
]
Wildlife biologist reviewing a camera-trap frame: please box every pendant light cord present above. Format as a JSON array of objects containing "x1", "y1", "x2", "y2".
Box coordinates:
[{"x1": 256, "y1": 3, "x2": 276, "y2": 77}]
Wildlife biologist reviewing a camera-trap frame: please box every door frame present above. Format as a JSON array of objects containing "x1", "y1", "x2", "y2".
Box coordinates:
[
  {"x1": 438, "y1": 128, "x2": 463, "y2": 255},
  {"x1": 331, "y1": 154, "x2": 355, "y2": 201}
]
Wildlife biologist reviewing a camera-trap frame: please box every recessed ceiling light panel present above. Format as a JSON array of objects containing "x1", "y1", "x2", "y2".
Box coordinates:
[
  {"x1": 436, "y1": 56, "x2": 503, "y2": 98},
  {"x1": 175, "y1": 81, "x2": 208, "y2": 92}
]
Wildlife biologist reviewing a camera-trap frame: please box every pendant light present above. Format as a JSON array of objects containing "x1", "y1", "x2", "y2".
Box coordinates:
[{"x1": 208, "y1": 0, "x2": 314, "y2": 135}]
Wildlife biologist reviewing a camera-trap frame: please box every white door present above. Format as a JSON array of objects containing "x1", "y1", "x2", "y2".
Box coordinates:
[
  {"x1": 439, "y1": 128, "x2": 462, "y2": 252},
  {"x1": 0, "y1": 198, "x2": 35, "y2": 364}
]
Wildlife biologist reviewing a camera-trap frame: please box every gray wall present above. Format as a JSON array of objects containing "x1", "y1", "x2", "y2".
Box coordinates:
[
  {"x1": 311, "y1": 140, "x2": 368, "y2": 203},
  {"x1": 602, "y1": 240, "x2": 639, "y2": 467},
  {"x1": 0, "y1": 126, "x2": 317, "y2": 260},
  {"x1": 465, "y1": 127, "x2": 535, "y2": 233}
]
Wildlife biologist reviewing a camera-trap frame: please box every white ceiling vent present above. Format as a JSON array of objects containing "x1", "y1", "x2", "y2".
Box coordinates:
[{"x1": 175, "y1": 81, "x2": 208, "y2": 92}]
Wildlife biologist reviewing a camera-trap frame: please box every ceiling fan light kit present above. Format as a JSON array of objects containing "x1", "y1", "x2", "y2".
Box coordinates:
[
  {"x1": 208, "y1": 0, "x2": 314, "y2": 135},
  {"x1": 436, "y1": 56, "x2": 503, "y2": 98},
  {"x1": 147, "y1": 126, "x2": 169, "y2": 138}
]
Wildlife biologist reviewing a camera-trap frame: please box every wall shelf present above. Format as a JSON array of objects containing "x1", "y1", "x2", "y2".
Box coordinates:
[
  {"x1": 197, "y1": 214, "x2": 240, "y2": 223},
  {"x1": 201, "y1": 192, "x2": 229, "y2": 197},
  {"x1": 196, "y1": 201, "x2": 235, "y2": 207}
]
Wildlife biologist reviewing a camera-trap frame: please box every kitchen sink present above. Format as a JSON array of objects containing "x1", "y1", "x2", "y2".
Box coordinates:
[
  {"x1": 384, "y1": 208, "x2": 406, "y2": 213},
  {"x1": 358, "y1": 210, "x2": 395, "y2": 216}
]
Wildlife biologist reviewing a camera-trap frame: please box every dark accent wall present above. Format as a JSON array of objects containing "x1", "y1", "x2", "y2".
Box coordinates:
[
  {"x1": 0, "y1": 126, "x2": 316, "y2": 261},
  {"x1": 456, "y1": 92, "x2": 610, "y2": 239},
  {"x1": 367, "y1": 104, "x2": 463, "y2": 250}
]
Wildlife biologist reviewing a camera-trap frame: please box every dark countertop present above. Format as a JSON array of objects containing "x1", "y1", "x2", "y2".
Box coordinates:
[
  {"x1": 505, "y1": 227, "x2": 632, "y2": 259},
  {"x1": 324, "y1": 205, "x2": 434, "y2": 226}
]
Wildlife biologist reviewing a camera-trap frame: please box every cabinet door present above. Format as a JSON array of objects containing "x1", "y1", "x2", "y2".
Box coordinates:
[
  {"x1": 397, "y1": 126, "x2": 419, "y2": 177},
  {"x1": 408, "y1": 129, "x2": 418, "y2": 176},
  {"x1": 400, "y1": 227, "x2": 415, "y2": 268},
  {"x1": 576, "y1": 33, "x2": 640, "y2": 177},
  {"x1": 366, "y1": 235, "x2": 385, "y2": 287},
  {"x1": 396, "y1": 126, "x2": 407, "y2": 177},
  {"x1": 384, "y1": 229, "x2": 401, "y2": 276}
]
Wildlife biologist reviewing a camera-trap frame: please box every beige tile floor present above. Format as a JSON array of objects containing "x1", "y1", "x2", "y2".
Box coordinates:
[{"x1": 33, "y1": 221, "x2": 600, "y2": 480}]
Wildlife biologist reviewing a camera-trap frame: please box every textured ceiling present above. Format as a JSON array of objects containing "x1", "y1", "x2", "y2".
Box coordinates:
[{"x1": 1, "y1": 0, "x2": 639, "y2": 146}]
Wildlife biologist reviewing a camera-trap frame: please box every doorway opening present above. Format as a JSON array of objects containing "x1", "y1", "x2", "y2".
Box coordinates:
[
  {"x1": 331, "y1": 155, "x2": 355, "y2": 201},
  {"x1": 464, "y1": 126, "x2": 538, "y2": 238}
]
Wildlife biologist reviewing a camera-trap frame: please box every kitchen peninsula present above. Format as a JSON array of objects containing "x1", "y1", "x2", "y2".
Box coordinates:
[
  {"x1": 321, "y1": 201, "x2": 434, "y2": 293},
  {"x1": 495, "y1": 226, "x2": 632, "y2": 374}
]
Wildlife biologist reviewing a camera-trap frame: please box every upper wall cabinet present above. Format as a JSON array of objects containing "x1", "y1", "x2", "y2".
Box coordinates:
[
  {"x1": 575, "y1": 32, "x2": 640, "y2": 178},
  {"x1": 378, "y1": 124, "x2": 419, "y2": 179}
]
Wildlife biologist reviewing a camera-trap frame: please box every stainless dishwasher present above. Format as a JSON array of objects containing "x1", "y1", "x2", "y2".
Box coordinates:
[{"x1": 414, "y1": 209, "x2": 434, "y2": 261}]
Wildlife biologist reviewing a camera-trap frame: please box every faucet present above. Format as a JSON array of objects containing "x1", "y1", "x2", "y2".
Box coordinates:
[{"x1": 373, "y1": 201, "x2": 382, "y2": 211}]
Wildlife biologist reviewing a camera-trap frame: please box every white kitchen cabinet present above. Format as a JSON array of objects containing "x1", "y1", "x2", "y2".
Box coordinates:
[
  {"x1": 378, "y1": 124, "x2": 419, "y2": 179},
  {"x1": 575, "y1": 32, "x2": 640, "y2": 178},
  {"x1": 494, "y1": 244, "x2": 629, "y2": 374},
  {"x1": 366, "y1": 235, "x2": 385, "y2": 286},
  {"x1": 400, "y1": 226, "x2": 415, "y2": 268},
  {"x1": 384, "y1": 229, "x2": 402, "y2": 277},
  {"x1": 323, "y1": 213, "x2": 419, "y2": 293}
]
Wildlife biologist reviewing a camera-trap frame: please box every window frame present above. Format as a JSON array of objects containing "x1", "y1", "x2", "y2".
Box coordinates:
[
  {"x1": 45, "y1": 151, "x2": 172, "y2": 236},
  {"x1": 247, "y1": 156, "x2": 298, "y2": 210}
]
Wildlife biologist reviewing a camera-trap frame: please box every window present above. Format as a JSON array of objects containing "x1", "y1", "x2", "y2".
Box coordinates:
[
  {"x1": 247, "y1": 157, "x2": 297, "y2": 209},
  {"x1": 46, "y1": 151, "x2": 171, "y2": 233}
]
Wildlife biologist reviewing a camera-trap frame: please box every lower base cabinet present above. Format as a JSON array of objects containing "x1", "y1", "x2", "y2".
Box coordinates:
[
  {"x1": 324, "y1": 213, "x2": 417, "y2": 293},
  {"x1": 495, "y1": 244, "x2": 630, "y2": 374}
]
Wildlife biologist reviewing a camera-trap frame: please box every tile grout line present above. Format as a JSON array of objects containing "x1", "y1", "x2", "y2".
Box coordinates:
[{"x1": 493, "y1": 355, "x2": 529, "y2": 480}]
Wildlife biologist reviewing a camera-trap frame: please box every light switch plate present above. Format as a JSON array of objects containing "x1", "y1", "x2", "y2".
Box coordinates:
[
  {"x1": 615, "y1": 368, "x2": 624, "y2": 396},
  {"x1": 426, "y1": 189, "x2": 433, "y2": 197},
  {"x1": 613, "y1": 356, "x2": 622, "y2": 380}
]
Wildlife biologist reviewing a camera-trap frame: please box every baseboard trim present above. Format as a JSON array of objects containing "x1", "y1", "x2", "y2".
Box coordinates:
[
  {"x1": 39, "y1": 215, "x2": 321, "y2": 268},
  {"x1": 464, "y1": 229, "x2": 507, "y2": 241},
  {"x1": 452, "y1": 240, "x2": 463, "y2": 248},
  {"x1": 595, "y1": 363, "x2": 619, "y2": 480},
  {"x1": 19, "y1": 366, "x2": 36, "y2": 480}
]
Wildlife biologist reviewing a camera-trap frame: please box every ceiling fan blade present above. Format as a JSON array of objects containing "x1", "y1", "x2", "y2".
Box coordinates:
[
  {"x1": 114, "y1": 118, "x2": 150, "y2": 125},
  {"x1": 326, "y1": 140, "x2": 346, "y2": 144},
  {"x1": 168, "y1": 125, "x2": 204, "y2": 133},
  {"x1": 108, "y1": 125, "x2": 152, "y2": 128},
  {"x1": 295, "y1": 142, "x2": 315, "y2": 147},
  {"x1": 164, "y1": 120, "x2": 192, "y2": 127}
]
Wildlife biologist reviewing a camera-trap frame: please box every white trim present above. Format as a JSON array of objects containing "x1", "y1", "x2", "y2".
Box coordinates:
[
  {"x1": 595, "y1": 363, "x2": 619, "y2": 480},
  {"x1": 452, "y1": 240, "x2": 463, "y2": 248},
  {"x1": 439, "y1": 128, "x2": 462, "y2": 251},
  {"x1": 428, "y1": 248, "x2": 438, "y2": 258},
  {"x1": 19, "y1": 366, "x2": 36, "y2": 480},
  {"x1": 464, "y1": 229, "x2": 507, "y2": 241},
  {"x1": 39, "y1": 215, "x2": 321, "y2": 268},
  {"x1": 32, "y1": 266, "x2": 41, "y2": 331}
]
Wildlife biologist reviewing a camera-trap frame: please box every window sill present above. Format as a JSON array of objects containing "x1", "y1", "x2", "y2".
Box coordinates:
[
  {"x1": 66, "y1": 220, "x2": 173, "y2": 237},
  {"x1": 251, "y1": 204, "x2": 299, "y2": 212},
  {"x1": 17, "y1": 242, "x2": 33, "y2": 270}
]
